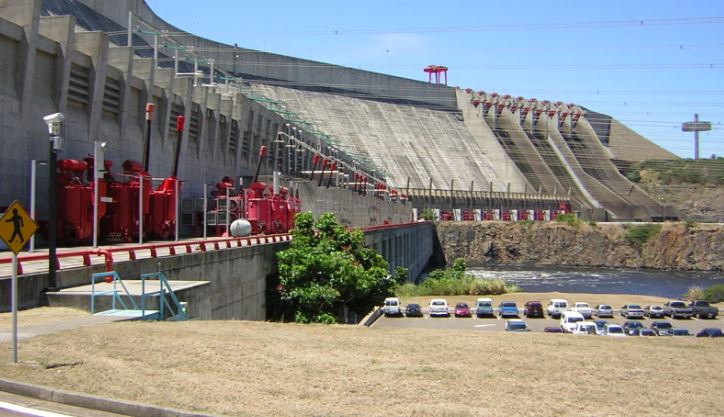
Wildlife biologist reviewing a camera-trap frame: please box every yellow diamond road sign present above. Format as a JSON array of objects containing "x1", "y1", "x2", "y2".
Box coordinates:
[{"x1": 0, "y1": 200, "x2": 38, "y2": 254}]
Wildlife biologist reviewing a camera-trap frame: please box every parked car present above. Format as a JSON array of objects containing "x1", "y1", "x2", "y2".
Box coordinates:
[
  {"x1": 638, "y1": 329, "x2": 657, "y2": 336},
  {"x1": 383, "y1": 297, "x2": 401, "y2": 317},
  {"x1": 546, "y1": 298, "x2": 568, "y2": 318},
  {"x1": 499, "y1": 301, "x2": 519, "y2": 318},
  {"x1": 428, "y1": 299, "x2": 449, "y2": 317},
  {"x1": 663, "y1": 300, "x2": 694, "y2": 319},
  {"x1": 594, "y1": 304, "x2": 613, "y2": 318},
  {"x1": 671, "y1": 328, "x2": 692, "y2": 337},
  {"x1": 475, "y1": 298, "x2": 494, "y2": 318},
  {"x1": 623, "y1": 321, "x2": 645, "y2": 336},
  {"x1": 620, "y1": 304, "x2": 645, "y2": 319},
  {"x1": 696, "y1": 328, "x2": 724, "y2": 338},
  {"x1": 523, "y1": 301, "x2": 544, "y2": 318},
  {"x1": 571, "y1": 302, "x2": 593, "y2": 319},
  {"x1": 560, "y1": 311, "x2": 585, "y2": 333},
  {"x1": 689, "y1": 300, "x2": 718, "y2": 319},
  {"x1": 593, "y1": 319, "x2": 608, "y2": 335},
  {"x1": 544, "y1": 327, "x2": 563, "y2": 333},
  {"x1": 644, "y1": 304, "x2": 666, "y2": 319},
  {"x1": 454, "y1": 302, "x2": 471, "y2": 318},
  {"x1": 505, "y1": 319, "x2": 529, "y2": 332},
  {"x1": 603, "y1": 324, "x2": 626, "y2": 337},
  {"x1": 650, "y1": 321, "x2": 673, "y2": 336},
  {"x1": 572, "y1": 321, "x2": 598, "y2": 335},
  {"x1": 405, "y1": 303, "x2": 423, "y2": 317}
]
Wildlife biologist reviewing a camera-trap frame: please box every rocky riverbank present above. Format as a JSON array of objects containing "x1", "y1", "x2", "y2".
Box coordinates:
[{"x1": 435, "y1": 221, "x2": 724, "y2": 271}]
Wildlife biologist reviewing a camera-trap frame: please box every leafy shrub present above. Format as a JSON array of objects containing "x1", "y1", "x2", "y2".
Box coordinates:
[
  {"x1": 624, "y1": 224, "x2": 661, "y2": 247},
  {"x1": 555, "y1": 213, "x2": 581, "y2": 227},
  {"x1": 702, "y1": 284, "x2": 724, "y2": 303},
  {"x1": 395, "y1": 262, "x2": 519, "y2": 297},
  {"x1": 420, "y1": 208, "x2": 435, "y2": 221}
]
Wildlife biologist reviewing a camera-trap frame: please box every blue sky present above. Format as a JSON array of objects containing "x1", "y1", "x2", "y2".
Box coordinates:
[{"x1": 146, "y1": 0, "x2": 723, "y2": 159}]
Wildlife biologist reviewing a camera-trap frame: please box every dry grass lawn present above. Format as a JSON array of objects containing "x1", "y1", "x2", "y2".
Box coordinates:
[
  {"x1": 0, "y1": 307, "x2": 88, "y2": 328},
  {"x1": 1, "y1": 318, "x2": 723, "y2": 417}
]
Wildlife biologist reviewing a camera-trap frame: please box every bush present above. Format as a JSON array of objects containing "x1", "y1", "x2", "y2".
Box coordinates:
[
  {"x1": 702, "y1": 284, "x2": 724, "y2": 303},
  {"x1": 624, "y1": 224, "x2": 661, "y2": 247},
  {"x1": 683, "y1": 286, "x2": 704, "y2": 301},
  {"x1": 555, "y1": 213, "x2": 581, "y2": 227},
  {"x1": 395, "y1": 263, "x2": 520, "y2": 297}
]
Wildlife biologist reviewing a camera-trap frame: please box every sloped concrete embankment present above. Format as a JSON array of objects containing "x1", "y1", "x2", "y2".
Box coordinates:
[{"x1": 436, "y1": 222, "x2": 724, "y2": 271}]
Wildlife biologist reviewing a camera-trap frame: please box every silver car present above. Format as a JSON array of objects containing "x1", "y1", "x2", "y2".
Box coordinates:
[
  {"x1": 620, "y1": 304, "x2": 645, "y2": 319},
  {"x1": 595, "y1": 304, "x2": 613, "y2": 318}
]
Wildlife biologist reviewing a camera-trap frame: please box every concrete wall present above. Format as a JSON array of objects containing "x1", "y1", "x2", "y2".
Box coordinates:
[
  {"x1": 364, "y1": 222, "x2": 434, "y2": 282},
  {"x1": 2, "y1": 223, "x2": 433, "y2": 317},
  {"x1": 0, "y1": 2, "x2": 409, "y2": 236},
  {"x1": 73, "y1": 0, "x2": 457, "y2": 111}
]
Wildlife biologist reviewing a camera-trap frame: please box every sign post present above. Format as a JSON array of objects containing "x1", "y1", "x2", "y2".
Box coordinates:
[
  {"x1": 682, "y1": 114, "x2": 712, "y2": 160},
  {"x1": 0, "y1": 200, "x2": 39, "y2": 363}
]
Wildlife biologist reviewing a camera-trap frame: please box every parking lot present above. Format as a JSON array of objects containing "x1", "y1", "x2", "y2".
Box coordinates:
[{"x1": 374, "y1": 307, "x2": 721, "y2": 334}]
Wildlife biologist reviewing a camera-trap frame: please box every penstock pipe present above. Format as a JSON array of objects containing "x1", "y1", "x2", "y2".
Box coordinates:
[
  {"x1": 317, "y1": 159, "x2": 327, "y2": 187},
  {"x1": 309, "y1": 154, "x2": 320, "y2": 181},
  {"x1": 325, "y1": 162, "x2": 336, "y2": 188}
]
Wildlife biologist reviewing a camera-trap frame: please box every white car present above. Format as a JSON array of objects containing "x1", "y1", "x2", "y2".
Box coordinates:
[
  {"x1": 383, "y1": 297, "x2": 401, "y2": 317},
  {"x1": 572, "y1": 321, "x2": 598, "y2": 335},
  {"x1": 603, "y1": 324, "x2": 626, "y2": 337},
  {"x1": 547, "y1": 298, "x2": 568, "y2": 318},
  {"x1": 560, "y1": 311, "x2": 585, "y2": 333},
  {"x1": 571, "y1": 302, "x2": 593, "y2": 319},
  {"x1": 428, "y1": 299, "x2": 449, "y2": 317}
]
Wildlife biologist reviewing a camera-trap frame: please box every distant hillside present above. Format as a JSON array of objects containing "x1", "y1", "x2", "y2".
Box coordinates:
[{"x1": 626, "y1": 159, "x2": 724, "y2": 222}]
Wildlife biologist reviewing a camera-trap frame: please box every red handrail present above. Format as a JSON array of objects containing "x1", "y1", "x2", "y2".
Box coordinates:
[
  {"x1": 0, "y1": 222, "x2": 425, "y2": 275},
  {"x1": 0, "y1": 233, "x2": 293, "y2": 274}
]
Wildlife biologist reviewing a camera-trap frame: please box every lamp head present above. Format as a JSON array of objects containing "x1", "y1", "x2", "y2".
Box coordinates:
[{"x1": 43, "y1": 113, "x2": 64, "y2": 135}]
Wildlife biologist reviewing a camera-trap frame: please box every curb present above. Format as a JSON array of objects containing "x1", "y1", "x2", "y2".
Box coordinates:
[{"x1": 0, "y1": 378, "x2": 219, "y2": 417}]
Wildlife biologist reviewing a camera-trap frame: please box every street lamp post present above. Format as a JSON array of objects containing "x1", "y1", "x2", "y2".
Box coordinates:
[
  {"x1": 29, "y1": 159, "x2": 47, "y2": 252},
  {"x1": 43, "y1": 113, "x2": 64, "y2": 290}
]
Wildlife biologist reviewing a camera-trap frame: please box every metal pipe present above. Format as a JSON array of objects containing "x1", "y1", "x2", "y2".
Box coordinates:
[
  {"x1": 138, "y1": 173, "x2": 143, "y2": 245},
  {"x1": 142, "y1": 103, "x2": 155, "y2": 172},
  {"x1": 173, "y1": 116, "x2": 185, "y2": 177},
  {"x1": 318, "y1": 159, "x2": 327, "y2": 187},
  {"x1": 325, "y1": 162, "x2": 336, "y2": 188},
  {"x1": 127, "y1": 12, "x2": 132, "y2": 47},
  {"x1": 203, "y1": 184, "x2": 207, "y2": 240},
  {"x1": 175, "y1": 179, "x2": 180, "y2": 242},
  {"x1": 47, "y1": 137, "x2": 57, "y2": 289}
]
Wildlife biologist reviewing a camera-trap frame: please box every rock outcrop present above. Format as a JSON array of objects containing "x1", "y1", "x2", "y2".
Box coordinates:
[{"x1": 436, "y1": 222, "x2": 724, "y2": 271}]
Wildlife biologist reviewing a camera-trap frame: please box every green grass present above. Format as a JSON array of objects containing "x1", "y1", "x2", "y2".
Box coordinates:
[
  {"x1": 628, "y1": 159, "x2": 724, "y2": 185},
  {"x1": 396, "y1": 277, "x2": 520, "y2": 297},
  {"x1": 624, "y1": 224, "x2": 661, "y2": 247}
]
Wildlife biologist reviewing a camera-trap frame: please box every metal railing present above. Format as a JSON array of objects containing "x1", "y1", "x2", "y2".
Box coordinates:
[
  {"x1": 1, "y1": 234, "x2": 293, "y2": 275},
  {"x1": 140, "y1": 271, "x2": 187, "y2": 321},
  {"x1": 90, "y1": 271, "x2": 139, "y2": 314}
]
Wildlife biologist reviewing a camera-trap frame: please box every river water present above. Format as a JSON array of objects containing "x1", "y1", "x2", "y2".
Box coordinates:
[{"x1": 467, "y1": 266, "x2": 724, "y2": 299}]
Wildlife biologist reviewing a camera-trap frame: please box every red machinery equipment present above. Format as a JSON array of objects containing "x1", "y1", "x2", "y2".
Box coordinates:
[
  {"x1": 462, "y1": 209, "x2": 475, "y2": 221},
  {"x1": 147, "y1": 115, "x2": 185, "y2": 239},
  {"x1": 55, "y1": 159, "x2": 107, "y2": 243},
  {"x1": 206, "y1": 146, "x2": 301, "y2": 236},
  {"x1": 102, "y1": 160, "x2": 151, "y2": 242}
]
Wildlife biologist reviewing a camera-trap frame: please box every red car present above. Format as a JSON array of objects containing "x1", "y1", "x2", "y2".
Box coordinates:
[{"x1": 454, "y1": 302, "x2": 471, "y2": 318}]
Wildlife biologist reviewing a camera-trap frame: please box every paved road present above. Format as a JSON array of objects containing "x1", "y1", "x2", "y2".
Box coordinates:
[
  {"x1": 375, "y1": 312, "x2": 722, "y2": 334},
  {"x1": 0, "y1": 391, "x2": 128, "y2": 417}
]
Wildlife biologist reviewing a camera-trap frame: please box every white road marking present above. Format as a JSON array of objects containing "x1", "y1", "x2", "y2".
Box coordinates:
[
  {"x1": 474, "y1": 324, "x2": 497, "y2": 328},
  {"x1": 0, "y1": 401, "x2": 73, "y2": 417}
]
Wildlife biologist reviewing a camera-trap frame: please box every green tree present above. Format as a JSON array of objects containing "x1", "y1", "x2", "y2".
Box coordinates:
[{"x1": 276, "y1": 212, "x2": 404, "y2": 324}]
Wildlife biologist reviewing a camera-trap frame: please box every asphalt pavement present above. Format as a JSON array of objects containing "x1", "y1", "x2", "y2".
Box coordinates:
[{"x1": 374, "y1": 310, "x2": 722, "y2": 334}]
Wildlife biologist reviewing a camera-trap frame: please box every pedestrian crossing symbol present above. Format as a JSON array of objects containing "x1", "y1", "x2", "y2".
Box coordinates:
[{"x1": 0, "y1": 200, "x2": 38, "y2": 254}]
